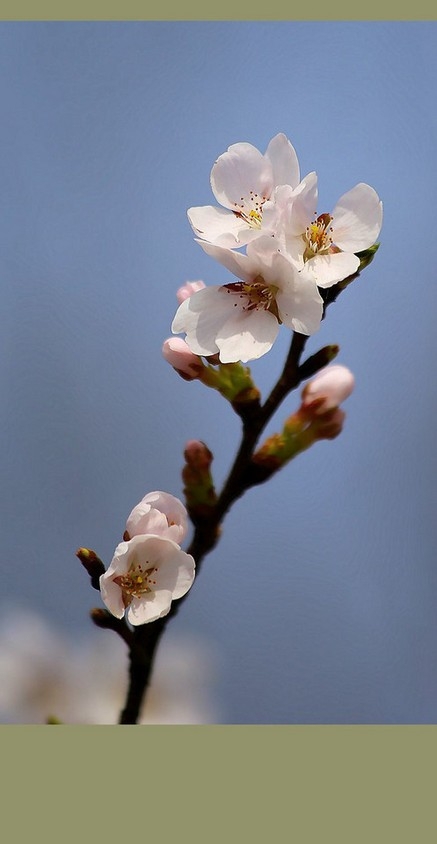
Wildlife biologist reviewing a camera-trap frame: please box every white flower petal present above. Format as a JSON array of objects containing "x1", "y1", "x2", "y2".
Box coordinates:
[
  {"x1": 168, "y1": 556, "x2": 196, "y2": 600},
  {"x1": 187, "y1": 205, "x2": 259, "y2": 248},
  {"x1": 210, "y1": 142, "x2": 273, "y2": 210},
  {"x1": 216, "y1": 308, "x2": 279, "y2": 363},
  {"x1": 308, "y1": 252, "x2": 360, "y2": 288},
  {"x1": 332, "y1": 183, "x2": 383, "y2": 252},
  {"x1": 127, "y1": 509, "x2": 168, "y2": 538},
  {"x1": 126, "y1": 491, "x2": 188, "y2": 543},
  {"x1": 276, "y1": 276, "x2": 323, "y2": 335},
  {"x1": 287, "y1": 171, "x2": 318, "y2": 235},
  {"x1": 198, "y1": 240, "x2": 255, "y2": 282},
  {"x1": 172, "y1": 287, "x2": 238, "y2": 357},
  {"x1": 264, "y1": 132, "x2": 300, "y2": 188},
  {"x1": 99, "y1": 576, "x2": 125, "y2": 619},
  {"x1": 140, "y1": 492, "x2": 188, "y2": 541},
  {"x1": 127, "y1": 591, "x2": 173, "y2": 625}
]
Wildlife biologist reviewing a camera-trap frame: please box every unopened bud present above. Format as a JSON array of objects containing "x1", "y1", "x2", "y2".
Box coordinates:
[
  {"x1": 176, "y1": 280, "x2": 206, "y2": 304},
  {"x1": 184, "y1": 439, "x2": 213, "y2": 471},
  {"x1": 76, "y1": 547, "x2": 106, "y2": 590},
  {"x1": 301, "y1": 364, "x2": 355, "y2": 415},
  {"x1": 182, "y1": 440, "x2": 217, "y2": 519},
  {"x1": 162, "y1": 337, "x2": 205, "y2": 381}
]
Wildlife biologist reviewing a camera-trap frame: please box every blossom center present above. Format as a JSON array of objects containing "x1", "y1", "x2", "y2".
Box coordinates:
[
  {"x1": 303, "y1": 212, "x2": 333, "y2": 259},
  {"x1": 114, "y1": 561, "x2": 158, "y2": 608},
  {"x1": 232, "y1": 190, "x2": 267, "y2": 229},
  {"x1": 223, "y1": 276, "x2": 279, "y2": 317}
]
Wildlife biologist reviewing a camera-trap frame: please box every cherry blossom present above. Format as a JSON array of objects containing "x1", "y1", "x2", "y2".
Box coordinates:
[
  {"x1": 187, "y1": 133, "x2": 300, "y2": 249},
  {"x1": 100, "y1": 535, "x2": 195, "y2": 626},
  {"x1": 272, "y1": 173, "x2": 383, "y2": 287},
  {"x1": 125, "y1": 490, "x2": 188, "y2": 544},
  {"x1": 171, "y1": 237, "x2": 323, "y2": 364}
]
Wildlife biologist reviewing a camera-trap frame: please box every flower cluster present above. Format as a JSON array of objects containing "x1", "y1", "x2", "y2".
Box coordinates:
[
  {"x1": 99, "y1": 492, "x2": 195, "y2": 626},
  {"x1": 171, "y1": 133, "x2": 382, "y2": 364}
]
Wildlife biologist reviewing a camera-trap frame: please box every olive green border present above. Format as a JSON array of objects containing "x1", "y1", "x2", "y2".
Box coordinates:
[
  {"x1": 2, "y1": 10, "x2": 437, "y2": 842},
  {"x1": 0, "y1": 3, "x2": 435, "y2": 20},
  {"x1": 3, "y1": 726, "x2": 437, "y2": 839}
]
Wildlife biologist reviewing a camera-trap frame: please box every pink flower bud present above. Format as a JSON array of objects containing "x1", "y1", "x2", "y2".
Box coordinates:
[
  {"x1": 162, "y1": 337, "x2": 204, "y2": 380},
  {"x1": 301, "y1": 365, "x2": 355, "y2": 414},
  {"x1": 176, "y1": 280, "x2": 206, "y2": 304},
  {"x1": 183, "y1": 440, "x2": 213, "y2": 471}
]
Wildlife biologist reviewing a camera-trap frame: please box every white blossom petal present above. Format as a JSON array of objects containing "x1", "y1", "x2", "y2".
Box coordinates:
[
  {"x1": 308, "y1": 252, "x2": 360, "y2": 288},
  {"x1": 264, "y1": 132, "x2": 300, "y2": 188},
  {"x1": 332, "y1": 183, "x2": 383, "y2": 252},
  {"x1": 198, "y1": 240, "x2": 257, "y2": 282},
  {"x1": 172, "y1": 286, "x2": 237, "y2": 357},
  {"x1": 276, "y1": 276, "x2": 323, "y2": 335},
  {"x1": 287, "y1": 172, "x2": 319, "y2": 235},
  {"x1": 127, "y1": 590, "x2": 173, "y2": 625},
  {"x1": 100, "y1": 535, "x2": 195, "y2": 627},
  {"x1": 99, "y1": 577, "x2": 126, "y2": 619},
  {"x1": 216, "y1": 308, "x2": 279, "y2": 363},
  {"x1": 210, "y1": 142, "x2": 273, "y2": 210},
  {"x1": 126, "y1": 491, "x2": 188, "y2": 543},
  {"x1": 187, "y1": 205, "x2": 261, "y2": 248}
]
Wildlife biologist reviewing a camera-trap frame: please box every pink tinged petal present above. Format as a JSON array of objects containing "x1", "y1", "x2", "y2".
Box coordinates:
[
  {"x1": 127, "y1": 591, "x2": 173, "y2": 625},
  {"x1": 198, "y1": 239, "x2": 257, "y2": 282},
  {"x1": 129, "y1": 491, "x2": 188, "y2": 542},
  {"x1": 155, "y1": 552, "x2": 196, "y2": 599},
  {"x1": 139, "y1": 536, "x2": 195, "y2": 596},
  {"x1": 332, "y1": 183, "x2": 383, "y2": 252},
  {"x1": 127, "y1": 509, "x2": 169, "y2": 539},
  {"x1": 276, "y1": 276, "x2": 323, "y2": 336},
  {"x1": 176, "y1": 280, "x2": 206, "y2": 304},
  {"x1": 308, "y1": 252, "x2": 360, "y2": 288},
  {"x1": 259, "y1": 199, "x2": 282, "y2": 235},
  {"x1": 104, "y1": 541, "x2": 130, "y2": 578},
  {"x1": 264, "y1": 133, "x2": 300, "y2": 188},
  {"x1": 187, "y1": 206, "x2": 262, "y2": 248},
  {"x1": 162, "y1": 337, "x2": 203, "y2": 380},
  {"x1": 99, "y1": 576, "x2": 125, "y2": 619},
  {"x1": 210, "y1": 142, "x2": 273, "y2": 210},
  {"x1": 215, "y1": 308, "x2": 279, "y2": 364},
  {"x1": 287, "y1": 172, "x2": 318, "y2": 235},
  {"x1": 172, "y1": 287, "x2": 238, "y2": 357},
  {"x1": 302, "y1": 364, "x2": 355, "y2": 412},
  {"x1": 99, "y1": 540, "x2": 132, "y2": 618}
]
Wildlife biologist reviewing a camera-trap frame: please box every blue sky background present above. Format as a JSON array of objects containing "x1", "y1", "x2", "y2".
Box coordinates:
[{"x1": 1, "y1": 21, "x2": 436, "y2": 723}]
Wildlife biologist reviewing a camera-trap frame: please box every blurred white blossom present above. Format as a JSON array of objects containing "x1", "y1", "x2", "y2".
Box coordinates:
[{"x1": 0, "y1": 607, "x2": 220, "y2": 724}]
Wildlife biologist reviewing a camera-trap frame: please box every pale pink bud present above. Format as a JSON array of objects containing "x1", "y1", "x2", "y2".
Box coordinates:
[
  {"x1": 301, "y1": 365, "x2": 355, "y2": 414},
  {"x1": 162, "y1": 337, "x2": 204, "y2": 380},
  {"x1": 183, "y1": 439, "x2": 213, "y2": 471},
  {"x1": 176, "y1": 280, "x2": 206, "y2": 304}
]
